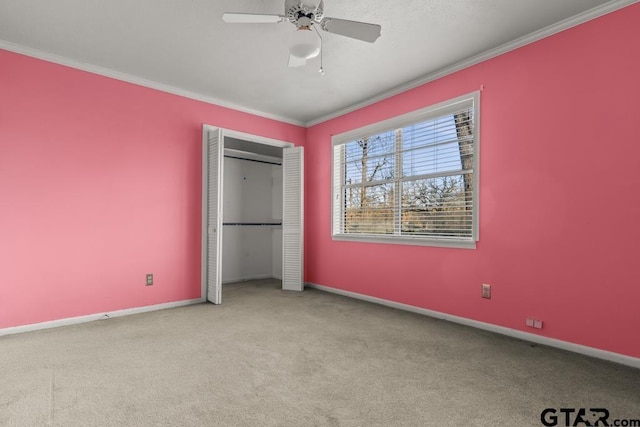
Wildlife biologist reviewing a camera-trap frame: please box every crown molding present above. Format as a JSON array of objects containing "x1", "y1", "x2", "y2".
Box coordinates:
[
  {"x1": 0, "y1": 40, "x2": 306, "y2": 127},
  {"x1": 305, "y1": 0, "x2": 639, "y2": 127},
  {"x1": 2, "y1": 0, "x2": 636, "y2": 129}
]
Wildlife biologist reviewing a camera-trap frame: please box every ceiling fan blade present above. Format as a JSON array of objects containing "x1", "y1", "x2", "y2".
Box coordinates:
[
  {"x1": 288, "y1": 54, "x2": 307, "y2": 68},
  {"x1": 221, "y1": 13, "x2": 284, "y2": 24},
  {"x1": 320, "y1": 18, "x2": 381, "y2": 43}
]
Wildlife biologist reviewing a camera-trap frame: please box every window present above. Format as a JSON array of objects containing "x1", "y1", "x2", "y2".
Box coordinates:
[{"x1": 332, "y1": 92, "x2": 479, "y2": 248}]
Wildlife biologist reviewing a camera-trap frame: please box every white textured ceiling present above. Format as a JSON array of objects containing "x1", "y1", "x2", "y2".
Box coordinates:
[{"x1": 0, "y1": 0, "x2": 633, "y2": 125}]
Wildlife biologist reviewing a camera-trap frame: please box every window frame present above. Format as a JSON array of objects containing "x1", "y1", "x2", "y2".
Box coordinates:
[{"x1": 331, "y1": 91, "x2": 480, "y2": 249}]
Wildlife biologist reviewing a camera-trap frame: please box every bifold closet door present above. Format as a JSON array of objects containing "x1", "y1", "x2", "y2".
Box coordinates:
[
  {"x1": 203, "y1": 127, "x2": 223, "y2": 304},
  {"x1": 282, "y1": 146, "x2": 304, "y2": 291}
]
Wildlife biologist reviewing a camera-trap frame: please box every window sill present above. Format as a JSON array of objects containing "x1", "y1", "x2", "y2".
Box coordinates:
[{"x1": 332, "y1": 233, "x2": 477, "y2": 249}]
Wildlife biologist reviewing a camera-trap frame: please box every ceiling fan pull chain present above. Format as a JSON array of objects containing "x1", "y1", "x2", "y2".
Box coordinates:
[{"x1": 314, "y1": 26, "x2": 325, "y2": 74}]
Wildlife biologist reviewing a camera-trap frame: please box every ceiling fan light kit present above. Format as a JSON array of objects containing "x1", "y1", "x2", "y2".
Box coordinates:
[
  {"x1": 222, "y1": 0, "x2": 381, "y2": 69},
  {"x1": 289, "y1": 27, "x2": 321, "y2": 61}
]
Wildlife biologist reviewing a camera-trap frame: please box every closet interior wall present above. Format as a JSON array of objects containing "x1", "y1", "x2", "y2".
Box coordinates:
[{"x1": 221, "y1": 142, "x2": 283, "y2": 284}]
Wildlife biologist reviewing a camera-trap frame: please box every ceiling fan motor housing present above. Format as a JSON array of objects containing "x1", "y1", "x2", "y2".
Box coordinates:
[{"x1": 285, "y1": 0, "x2": 324, "y2": 27}]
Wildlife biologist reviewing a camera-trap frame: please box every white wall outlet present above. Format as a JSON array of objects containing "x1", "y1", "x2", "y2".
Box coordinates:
[
  {"x1": 146, "y1": 274, "x2": 153, "y2": 286},
  {"x1": 481, "y1": 283, "x2": 491, "y2": 299},
  {"x1": 526, "y1": 318, "x2": 543, "y2": 329}
]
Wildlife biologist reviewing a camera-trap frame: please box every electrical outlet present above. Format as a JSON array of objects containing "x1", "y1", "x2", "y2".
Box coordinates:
[
  {"x1": 481, "y1": 283, "x2": 491, "y2": 299},
  {"x1": 526, "y1": 318, "x2": 543, "y2": 329},
  {"x1": 146, "y1": 274, "x2": 153, "y2": 286}
]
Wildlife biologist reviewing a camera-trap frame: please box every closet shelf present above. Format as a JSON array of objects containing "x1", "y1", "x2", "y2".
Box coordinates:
[{"x1": 223, "y1": 222, "x2": 282, "y2": 226}]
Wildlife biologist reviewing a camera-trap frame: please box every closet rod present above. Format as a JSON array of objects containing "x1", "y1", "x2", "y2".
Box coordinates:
[
  {"x1": 223, "y1": 155, "x2": 281, "y2": 166},
  {"x1": 223, "y1": 222, "x2": 282, "y2": 226}
]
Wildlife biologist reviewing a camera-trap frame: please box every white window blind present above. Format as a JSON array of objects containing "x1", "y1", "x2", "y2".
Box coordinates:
[{"x1": 332, "y1": 93, "x2": 479, "y2": 248}]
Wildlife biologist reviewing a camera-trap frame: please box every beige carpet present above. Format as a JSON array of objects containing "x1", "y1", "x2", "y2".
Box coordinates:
[{"x1": 1, "y1": 279, "x2": 639, "y2": 426}]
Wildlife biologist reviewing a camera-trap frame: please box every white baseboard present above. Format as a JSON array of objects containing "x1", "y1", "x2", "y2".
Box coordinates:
[
  {"x1": 0, "y1": 298, "x2": 205, "y2": 337},
  {"x1": 306, "y1": 283, "x2": 640, "y2": 370}
]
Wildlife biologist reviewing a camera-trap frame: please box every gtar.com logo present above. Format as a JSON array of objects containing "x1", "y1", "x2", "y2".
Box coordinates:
[{"x1": 541, "y1": 408, "x2": 640, "y2": 427}]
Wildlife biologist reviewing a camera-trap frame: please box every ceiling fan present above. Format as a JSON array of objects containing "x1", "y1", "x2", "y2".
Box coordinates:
[{"x1": 222, "y1": 0, "x2": 382, "y2": 69}]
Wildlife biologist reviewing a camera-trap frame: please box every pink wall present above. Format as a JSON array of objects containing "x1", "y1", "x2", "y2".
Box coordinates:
[
  {"x1": 2, "y1": 5, "x2": 638, "y2": 360},
  {"x1": 0, "y1": 50, "x2": 305, "y2": 329},
  {"x1": 305, "y1": 4, "x2": 640, "y2": 358}
]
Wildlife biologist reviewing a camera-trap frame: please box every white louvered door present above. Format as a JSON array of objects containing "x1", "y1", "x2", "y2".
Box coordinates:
[
  {"x1": 282, "y1": 146, "x2": 304, "y2": 291},
  {"x1": 204, "y1": 127, "x2": 223, "y2": 304}
]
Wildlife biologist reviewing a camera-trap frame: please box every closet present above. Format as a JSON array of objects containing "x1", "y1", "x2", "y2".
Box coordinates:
[
  {"x1": 221, "y1": 137, "x2": 283, "y2": 284},
  {"x1": 201, "y1": 126, "x2": 303, "y2": 304}
]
